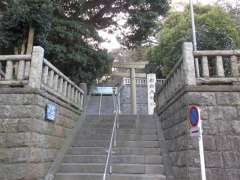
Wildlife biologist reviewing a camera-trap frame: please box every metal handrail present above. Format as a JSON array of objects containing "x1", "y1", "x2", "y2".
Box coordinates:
[{"x1": 103, "y1": 89, "x2": 119, "y2": 180}]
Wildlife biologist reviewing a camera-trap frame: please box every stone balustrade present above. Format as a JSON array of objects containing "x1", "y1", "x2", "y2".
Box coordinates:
[
  {"x1": 155, "y1": 43, "x2": 240, "y2": 180},
  {"x1": 0, "y1": 46, "x2": 84, "y2": 109},
  {"x1": 41, "y1": 59, "x2": 84, "y2": 109},
  {"x1": 156, "y1": 42, "x2": 240, "y2": 108},
  {"x1": 0, "y1": 54, "x2": 32, "y2": 84},
  {"x1": 122, "y1": 77, "x2": 165, "y2": 86},
  {"x1": 156, "y1": 42, "x2": 196, "y2": 108},
  {"x1": 156, "y1": 79, "x2": 166, "y2": 86},
  {"x1": 194, "y1": 50, "x2": 240, "y2": 84}
]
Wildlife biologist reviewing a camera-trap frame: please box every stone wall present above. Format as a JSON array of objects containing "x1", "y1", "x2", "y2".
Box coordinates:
[
  {"x1": 156, "y1": 85, "x2": 240, "y2": 180},
  {"x1": 0, "y1": 87, "x2": 82, "y2": 180},
  {"x1": 120, "y1": 85, "x2": 148, "y2": 114}
]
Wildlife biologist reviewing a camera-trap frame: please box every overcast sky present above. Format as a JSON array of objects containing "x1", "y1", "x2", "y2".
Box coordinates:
[{"x1": 99, "y1": 0, "x2": 238, "y2": 50}]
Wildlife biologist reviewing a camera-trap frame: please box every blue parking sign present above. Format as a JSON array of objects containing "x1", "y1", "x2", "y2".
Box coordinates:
[
  {"x1": 46, "y1": 104, "x2": 57, "y2": 121},
  {"x1": 189, "y1": 105, "x2": 200, "y2": 127}
]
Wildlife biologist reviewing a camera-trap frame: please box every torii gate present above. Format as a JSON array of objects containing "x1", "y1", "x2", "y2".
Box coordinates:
[{"x1": 112, "y1": 61, "x2": 148, "y2": 114}]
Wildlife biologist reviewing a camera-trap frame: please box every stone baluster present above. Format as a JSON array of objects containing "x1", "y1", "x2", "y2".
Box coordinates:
[
  {"x1": 42, "y1": 66, "x2": 49, "y2": 84},
  {"x1": 53, "y1": 74, "x2": 59, "y2": 91},
  {"x1": 80, "y1": 94, "x2": 84, "y2": 108},
  {"x1": 202, "y1": 56, "x2": 210, "y2": 77},
  {"x1": 48, "y1": 70, "x2": 54, "y2": 88},
  {"x1": 24, "y1": 61, "x2": 31, "y2": 80},
  {"x1": 5, "y1": 60, "x2": 13, "y2": 80},
  {"x1": 28, "y1": 47, "x2": 44, "y2": 88},
  {"x1": 216, "y1": 56, "x2": 225, "y2": 77},
  {"x1": 75, "y1": 91, "x2": 79, "y2": 103},
  {"x1": 230, "y1": 55, "x2": 239, "y2": 77},
  {"x1": 59, "y1": 78, "x2": 64, "y2": 94},
  {"x1": 173, "y1": 72, "x2": 176, "y2": 91},
  {"x1": 71, "y1": 87, "x2": 75, "y2": 100},
  {"x1": 79, "y1": 83, "x2": 87, "y2": 107},
  {"x1": 68, "y1": 85, "x2": 72, "y2": 98},
  {"x1": 77, "y1": 91, "x2": 80, "y2": 104},
  {"x1": 73, "y1": 89, "x2": 76, "y2": 102},
  {"x1": 17, "y1": 60, "x2": 25, "y2": 80},
  {"x1": 76, "y1": 92, "x2": 80, "y2": 104},
  {"x1": 63, "y1": 81, "x2": 68, "y2": 97}
]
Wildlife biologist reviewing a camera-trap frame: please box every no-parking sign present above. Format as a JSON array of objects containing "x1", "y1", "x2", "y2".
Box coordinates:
[
  {"x1": 188, "y1": 105, "x2": 201, "y2": 136},
  {"x1": 188, "y1": 105, "x2": 207, "y2": 180}
]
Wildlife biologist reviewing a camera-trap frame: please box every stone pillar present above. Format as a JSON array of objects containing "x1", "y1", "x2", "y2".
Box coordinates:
[
  {"x1": 28, "y1": 46, "x2": 44, "y2": 89},
  {"x1": 202, "y1": 56, "x2": 210, "y2": 77},
  {"x1": 182, "y1": 42, "x2": 197, "y2": 85},
  {"x1": 216, "y1": 56, "x2": 225, "y2": 77},
  {"x1": 79, "y1": 83, "x2": 87, "y2": 103},
  {"x1": 231, "y1": 55, "x2": 239, "y2": 77},
  {"x1": 130, "y1": 68, "x2": 137, "y2": 114}
]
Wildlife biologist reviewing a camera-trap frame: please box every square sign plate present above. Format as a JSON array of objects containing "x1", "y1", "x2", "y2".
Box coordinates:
[
  {"x1": 46, "y1": 104, "x2": 57, "y2": 121},
  {"x1": 190, "y1": 127, "x2": 201, "y2": 137}
]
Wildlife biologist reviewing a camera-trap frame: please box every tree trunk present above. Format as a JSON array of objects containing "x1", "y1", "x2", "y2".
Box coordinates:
[
  {"x1": 24, "y1": 26, "x2": 35, "y2": 79},
  {"x1": 21, "y1": 39, "x2": 26, "y2": 54},
  {"x1": 26, "y1": 26, "x2": 35, "y2": 54}
]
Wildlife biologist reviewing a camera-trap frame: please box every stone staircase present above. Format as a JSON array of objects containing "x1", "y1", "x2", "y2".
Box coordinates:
[
  {"x1": 55, "y1": 115, "x2": 166, "y2": 180},
  {"x1": 86, "y1": 95, "x2": 115, "y2": 115}
]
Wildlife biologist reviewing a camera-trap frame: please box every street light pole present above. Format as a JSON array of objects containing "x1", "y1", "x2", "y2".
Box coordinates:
[
  {"x1": 190, "y1": 0, "x2": 197, "y2": 51},
  {"x1": 189, "y1": 0, "x2": 200, "y2": 77},
  {"x1": 190, "y1": 7, "x2": 206, "y2": 180}
]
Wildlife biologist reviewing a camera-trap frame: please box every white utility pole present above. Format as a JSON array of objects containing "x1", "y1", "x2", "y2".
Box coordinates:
[
  {"x1": 189, "y1": 0, "x2": 200, "y2": 77},
  {"x1": 189, "y1": 0, "x2": 197, "y2": 51}
]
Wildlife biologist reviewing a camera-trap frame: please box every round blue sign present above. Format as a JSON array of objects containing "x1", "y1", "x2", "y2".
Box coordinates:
[{"x1": 189, "y1": 106, "x2": 200, "y2": 127}]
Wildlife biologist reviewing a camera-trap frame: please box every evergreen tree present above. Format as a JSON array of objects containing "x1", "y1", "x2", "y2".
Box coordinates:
[
  {"x1": 0, "y1": 0, "x2": 53, "y2": 54},
  {"x1": 46, "y1": 0, "x2": 170, "y2": 84},
  {"x1": 146, "y1": 5, "x2": 240, "y2": 78},
  {"x1": 0, "y1": 0, "x2": 170, "y2": 84}
]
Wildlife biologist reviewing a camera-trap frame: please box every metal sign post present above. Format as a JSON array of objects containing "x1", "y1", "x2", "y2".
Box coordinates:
[
  {"x1": 198, "y1": 122, "x2": 207, "y2": 180},
  {"x1": 188, "y1": 105, "x2": 207, "y2": 180}
]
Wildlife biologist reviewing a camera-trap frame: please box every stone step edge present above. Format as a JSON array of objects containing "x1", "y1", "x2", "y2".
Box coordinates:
[
  {"x1": 55, "y1": 173, "x2": 165, "y2": 177},
  {"x1": 61, "y1": 163, "x2": 164, "y2": 166},
  {"x1": 64, "y1": 155, "x2": 162, "y2": 157},
  {"x1": 68, "y1": 147, "x2": 161, "y2": 150},
  {"x1": 72, "y1": 140, "x2": 159, "y2": 143}
]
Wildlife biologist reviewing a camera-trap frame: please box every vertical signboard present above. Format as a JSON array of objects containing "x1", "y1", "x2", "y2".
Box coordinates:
[
  {"x1": 46, "y1": 103, "x2": 57, "y2": 122},
  {"x1": 147, "y1": 74, "x2": 156, "y2": 115}
]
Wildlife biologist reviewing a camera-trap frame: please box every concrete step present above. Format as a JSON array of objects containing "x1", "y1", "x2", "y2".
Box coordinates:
[
  {"x1": 86, "y1": 115, "x2": 115, "y2": 121},
  {"x1": 86, "y1": 115, "x2": 156, "y2": 124},
  {"x1": 63, "y1": 155, "x2": 163, "y2": 164},
  {"x1": 59, "y1": 163, "x2": 164, "y2": 174},
  {"x1": 67, "y1": 147, "x2": 161, "y2": 155},
  {"x1": 86, "y1": 96, "x2": 115, "y2": 115},
  {"x1": 57, "y1": 114, "x2": 165, "y2": 180},
  {"x1": 83, "y1": 123, "x2": 156, "y2": 129},
  {"x1": 87, "y1": 119, "x2": 157, "y2": 125},
  {"x1": 78, "y1": 128, "x2": 158, "y2": 135},
  {"x1": 55, "y1": 173, "x2": 166, "y2": 180},
  {"x1": 86, "y1": 118, "x2": 157, "y2": 124},
  {"x1": 71, "y1": 140, "x2": 160, "y2": 148},
  {"x1": 75, "y1": 131, "x2": 158, "y2": 141},
  {"x1": 75, "y1": 134, "x2": 159, "y2": 141}
]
